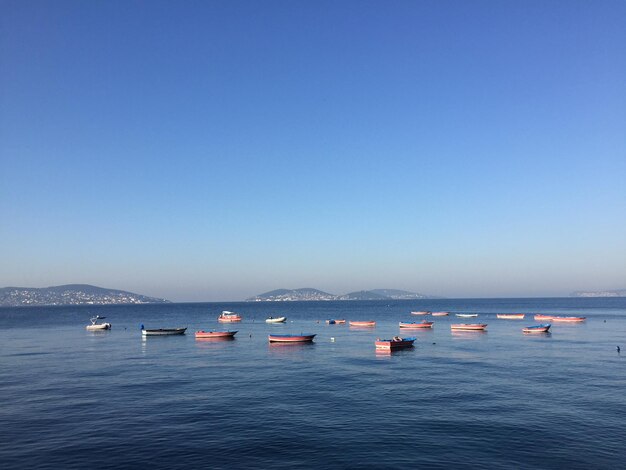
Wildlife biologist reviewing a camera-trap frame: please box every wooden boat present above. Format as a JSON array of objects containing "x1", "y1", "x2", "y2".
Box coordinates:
[
  {"x1": 268, "y1": 334, "x2": 316, "y2": 343},
  {"x1": 375, "y1": 336, "x2": 416, "y2": 350},
  {"x1": 326, "y1": 319, "x2": 346, "y2": 324},
  {"x1": 399, "y1": 321, "x2": 433, "y2": 329},
  {"x1": 141, "y1": 327, "x2": 187, "y2": 336},
  {"x1": 265, "y1": 316, "x2": 286, "y2": 323},
  {"x1": 455, "y1": 313, "x2": 478, "y2": 318},
  {"x1": 431, "y1": 312, "x2": 449, "y2": 317},
  {"x1": 523, "y1": 324, "x2": 551, "y2": 333},
  {"x1": 411, "y1": 311, "x2": 431, "y2": 315},
  {"x1": 195, "y1": 330, "x2": 237, "y2": 338},
  {"x1": 550, "y1": 316, "x2": 586, "y2": 323},
  {"x1": 349, "y1": 320, "x2": 376, "y2": 327},
  {"x1": 218, "y1": 311, "x2": 242, "y2": 322},
  {"x1": 534, "y1": 314, "x2": 554, "y2": 320},
  {"x1": 86, "y1": 316, "x2": 111, "y2": 331},
  {"x1": 497, "y1": 314, "x2": 525, "y2": 320},
  {"x1": 451, "y1": 323, "x2": 487, "y2": 331}
]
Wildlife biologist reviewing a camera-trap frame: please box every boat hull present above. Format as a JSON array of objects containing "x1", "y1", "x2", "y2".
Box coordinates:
[
  {"x1": 195, "y1": 330, "x2": 237, "y2": 338},
  {"x1": 431, "y1": 312, "x2": 449, "y2": 317},
  {"x1": 523, "y1": 324, "x2": 551, "y2": 333},
  {"x1": 265, "y1": 317, "x2": 286, "y2": 323},
  {"x1": 451, "y1": 324, "x2": 487, "y2": 331},
  {"x1": 534, "y1": 315, "x2": 554, "y2": 321},
  {"x1": 86, "y1": 323, "x2": 111, "y2": 330},
  {"x1": 142, "y1": 328, "x2": 187, "y2": 336},
  {"x1": 411, "y1": 311, "x2": 430, "y2": 315},
  {"x1": 399, "y1": 322, "x2": 433, "y2": 329},
  {"x1": 375, "y1": 337, "x2": 416, "y2": 350},
  {"x1": 550, "y1": 316, "x2": 586, "y2": 322},
  {"x1": 349, "y1": 321, "x2": 376, "y2": 327},
  {"x1": 497, "y1": 314, "x2": 525, "y2": 320},
  {"x1": 456, "y1": 314, "x2": 478, "y2": 318},
  {"x1": 268, "y1": 334, "x2": 316, "y2": 343}
]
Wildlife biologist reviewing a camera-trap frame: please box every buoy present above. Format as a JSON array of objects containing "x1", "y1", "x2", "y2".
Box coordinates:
[{"x1": 330, "y1": 337, "x2": 335, "y2": 342}]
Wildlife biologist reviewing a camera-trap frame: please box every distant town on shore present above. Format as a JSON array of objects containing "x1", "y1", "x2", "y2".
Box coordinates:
[{"x1": 1, "y1": 284, "x2": 624, "y2": 307}]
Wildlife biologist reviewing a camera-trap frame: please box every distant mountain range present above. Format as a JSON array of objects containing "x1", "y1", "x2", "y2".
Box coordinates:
[
  {"x1": 246, "y1": 288, "x2": 436, "y2": 302},
  {"x1": 570, "y1": 289, "x2": 626, "y2": 298},
  {"x1": 0, "y1": 284, "x2": 170, "y2": 307}
]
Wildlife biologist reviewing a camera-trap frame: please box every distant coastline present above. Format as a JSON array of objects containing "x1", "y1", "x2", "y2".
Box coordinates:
[
  {"x1": 0, "y1": 284, "x2": 170, "y2": 307},
  {"x1": 570, "y1": 289, "x2": 626, "y2": 298},
  {"x1": 246, "y1": 288, "x2": 440, "y2": 302}
]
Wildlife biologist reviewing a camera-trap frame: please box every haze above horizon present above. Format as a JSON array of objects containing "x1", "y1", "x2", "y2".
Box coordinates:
[{"x1": 1, "y1": 1, "x2": 625, "y2": 302}]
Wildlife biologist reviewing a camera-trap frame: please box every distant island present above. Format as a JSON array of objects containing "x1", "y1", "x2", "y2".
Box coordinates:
[
  {"x1": 246, "y1": 288, "x2": 436, "y2": 302},
  {"x1": 0, "y1": 284, "x2": 170, "y2": 307},
  {"x1": 570, "y1": 289, "x2": 626, "y2": 298}
]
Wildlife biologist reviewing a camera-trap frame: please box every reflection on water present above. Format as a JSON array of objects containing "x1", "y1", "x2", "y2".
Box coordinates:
[{"x1": 451, "y1": 330, "x2": 488, "y2": 339}]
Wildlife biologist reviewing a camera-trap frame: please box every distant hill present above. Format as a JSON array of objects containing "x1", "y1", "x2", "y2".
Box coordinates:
[
  {"x1": 570, "y1": 289, "x2": 626, "y2": 298},
  {"x1": 247, "y1": 287, "x2": 436, "y2": 301},
  {"x1": 246, "y1": 288, "x2": 336, "y2": 301},
  {"x1": 0, "y1": 284, "x2": 170, "y2": 307}
]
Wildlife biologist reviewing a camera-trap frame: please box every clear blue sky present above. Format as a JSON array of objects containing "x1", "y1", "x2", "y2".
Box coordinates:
[{"x1": 1, "y1": 0, "x2": 625, "y2": 301}]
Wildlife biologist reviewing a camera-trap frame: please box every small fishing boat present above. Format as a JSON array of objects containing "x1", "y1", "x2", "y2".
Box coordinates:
[
  {"x1": 550, "y1": 316, "x2": 586, "y2": 323},
  {"x1": 265, "y1": 316, "x2": 287, "y2": 323},
  {"x1": 523, "y1": 324, "x2": 551, "y2": 333},
  {"x1": 497, "y1": 314, "x2": 525, "y2": 320},
  {"x1": 326, "y1": 319, "x2": 346, "y2": 324},
  {"x1": 399, "y1": 321, "x2": 434, "y2": 329},
  {"x1": 431, "y1": 312, "x2": 449, "y2": 317},
  {"x1": 375, "y1": 336, "x2": 416, "y2": 350},
  {"x1": 141, "y1": 326, "x2": 187, "y2": 336},
  {"x1": 86, "y1": 316, "x2": 111, "y2": 331},
  {"x1": 534, "y1": 314, "x2": 554, "y2": 321},
  {"x1": 349, "y1": 320, "x2": 376, "y2": 327},
  {"x1": 411, "y1": 311, "x2": 431, "y2": 315},
  {"x1": 218, "y1": 311, "x2": 242, "y2": 322},
  {"x1": 195, "y1": 330, "x2": 237, "y2": 339},
  {"x1": 451, "y1": 323, "x2": 487, "y2": 331},
  {"x1": 268, "y1": 334, "x2": 316, "y2": 343},
  {"x1": 455, "y1": 313, "x2": 478, "y2": 318}
]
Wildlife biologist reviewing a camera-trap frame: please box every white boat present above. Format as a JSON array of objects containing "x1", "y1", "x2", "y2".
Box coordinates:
[
  {"x1": 265, "y1": 316, "x2": 287, "y2": 323},
  {"x1": 455, "y1": 314, "x2": 478, "y2": 318},
  {"x1": 86, "y1": 316, "x2": 111, "y2": 330}
]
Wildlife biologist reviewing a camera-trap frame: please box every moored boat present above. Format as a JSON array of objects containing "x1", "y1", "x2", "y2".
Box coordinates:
[
  {"x1": 86, "y1": 316, "x2": 111, "y2": 331},
  {"x1": 550, "y1": 316, "x2": 586, "y2": 322},
  {"x1": 431, "y1": 312, "x2": 449, "y2": 317},
  {"x1": 411, "y1": 311, "x2": 431, "y2": 315},
  {"x1": 375, "y1": 336, "x2": 416, "y2": 350},
  {"x1": 399, "y1": 321, "x2": 433, "y2": 329},
  {"x1": 268, "y1": 334, "x2": 316, "y2": 343},
  {"x1": 141, "y1": 326, "x2": 187, "y2": 336},
  {"x1": 326, "y1": 319, "x2": 346, "y2": 324},
  {"x1": 218, "y1": 311, "x2": 242, "y2": 322},
  {"x1": 195, "y1": 330, "x2": 237, "y2": 339},
  {"x1": 349, "y1": 320, "x2": 376, "y2": 327},
  {"x1": 451, "y1": 323, "x2": 487, "y2": 331},
  {"x1": 265, "y1": 316, "x2": 287, "y2": 323},
  {"x1": 534, "y1": 314, "x2": 554, "y2": 321},
  {"x1": 497, "y1": 314, "x2": 525, "y2": 320},
  {"x1": 523, "y1": 324, "x2": 551, "y2": 333},
  {"x1": 455, "y1": 313, "x2": 478, "y2": 318}
]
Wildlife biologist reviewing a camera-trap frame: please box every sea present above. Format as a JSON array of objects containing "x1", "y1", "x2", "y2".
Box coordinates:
[{"x1": 0, "y1": 298, "x2": 625, "y2": 469}]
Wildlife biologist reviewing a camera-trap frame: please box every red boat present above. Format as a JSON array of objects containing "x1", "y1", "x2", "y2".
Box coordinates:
[
  {"x1": 411, "y1": 311, "x2": 431, "y2": 315},
  {"x1": 399, "y1": 321, "x2": 433, "y2": 329},
  {"x1": 497, "y1": 314, "x2": 525, "y2": 320},
  {"x1": 451, "y1": 323, "x2": 488, "y2": 331},
  {"x1": 349, "y1": 321, "x2": 376, "y2": 327},
  {"x1": 375, "y1": 336, "x2": 416, "y2": 350},
  {"x1": 268, "y1": 334, "x2": 316, "y2": 343},
  {"x1": 550, "y1": 316, "x2": 586, "y2": 323},
  {"x1": 218, "y1": 311, "x2": 242, "y2": 322},
  {"x1": 431, "y1": 312, "x2": 449, "y2": 317},
  {"x1": 195, "y1": 330, "x2": 237, "y2": 339},
  {"x1": 534, "y1": 314, "x2": 554, "y2": 321}
]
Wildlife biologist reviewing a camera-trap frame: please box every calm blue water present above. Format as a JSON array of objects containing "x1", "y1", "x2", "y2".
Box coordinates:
[{"x1": 1, "y1": 298, "x2": 625, "y2": 469}]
